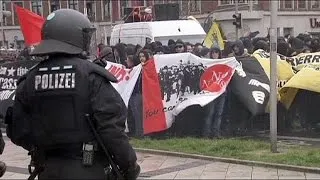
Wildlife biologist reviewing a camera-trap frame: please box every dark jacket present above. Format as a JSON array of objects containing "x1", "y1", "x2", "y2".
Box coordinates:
[{"x1": 7, "y1": 56, "x2": 137, "y2": 177}]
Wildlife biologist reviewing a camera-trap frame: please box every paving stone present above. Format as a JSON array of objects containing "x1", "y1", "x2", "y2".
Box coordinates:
[
  {"x1": 305, "y1": 173, "x2": 320, "y2": 179},
  {"x1": 226, "y1": 171, "x2": 252, "y2": 178},
  {"x1": 252, "y1": 167, "x2": 278, "y2": 177},
  {"x1": 159, "y1": 157, "x2": 189, "y2": 169},
  {"x1": 140, "y1": 159, "x2": 166, "y2": 173},
  {"x1": 279, "y1": 176, "x2": 306, "y2": 180},
  {"x1": 225, "y1": 176, "x2": 251, "y2": 179},
  {"x1": 9, "y1": 173, "x2": 29, "y2": 179},
  {"x1": 252, "y1": 175, "x2": 279, "y2": 180},
  {"x1": 185, "y1": 158, "x2": 199, "y2": 163},
  {"x1": 145, "y1": 171, "x2": 178, "y2": 179},
  {"x1": 204, "y1": 162, "x2": 229, "y2": 172},
  {"x1": 143, "y1": 154, "x2": 168, "y2": 161},
  {"x1": 252, "y1": 166, "x2": 278, "y2": 173},
  {"x1": 1, "y1": 171, "x2": 15, "y2": 179},
  {"x1": 200, "y1": 171, "x2": 226, "y2": 179},
  {"x1": 227, "y1": 164, "x2": 253, "y2": 173},
  {"x1": 175, "y1": 165, "x2": 206, "y2": 179},
  {"x1": 278, "y1": 169, "x2": 305, "y2": 177}
]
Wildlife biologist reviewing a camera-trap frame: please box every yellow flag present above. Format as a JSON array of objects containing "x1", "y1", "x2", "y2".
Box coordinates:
[
  {"x1": 203, "y1": 22, "x2": 225, "y2": 50},
  {"x1": 279, "y1": 52, "x2": 320, "y2": 108},
  {"x1": 252, "y1": 49, "x2": 297, "y2": 109},
  {"x1": 280, "y1": 64, "x2": 320, "y2": 101}
]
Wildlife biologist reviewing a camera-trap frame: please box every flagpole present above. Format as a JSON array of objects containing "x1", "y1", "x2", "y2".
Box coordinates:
[{"x1": 269, "y1": 0, "x2": 278, "y2": 153}]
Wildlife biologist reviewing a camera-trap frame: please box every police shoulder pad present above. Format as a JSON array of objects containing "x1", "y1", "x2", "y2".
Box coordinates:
[
  {"x1": 17, "y1": 74, "x2": 27, "y2": 85},
  {"x1": 17, "y1": 61, "x2": 40, "y2": 85},
  {"x1": 90, "y1": 63, "x2": 118, "y2": 83}
]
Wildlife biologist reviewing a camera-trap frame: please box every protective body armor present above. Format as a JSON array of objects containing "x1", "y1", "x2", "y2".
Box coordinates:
[{"x1": 20, "y1": 56, "x2": 115, "y2": 148}]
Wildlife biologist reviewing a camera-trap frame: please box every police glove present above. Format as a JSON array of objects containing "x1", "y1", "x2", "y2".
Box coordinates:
[
  {"x1": 93, "y1": 58, "x2": 107, "y2": 68},
  {"x1": 123, "y1": 162, "x2": 140, "y2": 180}
]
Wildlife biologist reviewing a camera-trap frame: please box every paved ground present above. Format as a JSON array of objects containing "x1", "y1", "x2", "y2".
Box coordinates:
[{"x1": 1, "y1": 137, "x2": 320, "y2": 179}]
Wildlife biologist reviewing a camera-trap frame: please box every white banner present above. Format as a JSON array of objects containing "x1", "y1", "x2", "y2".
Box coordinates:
[
  {"x1": 153, "y1": 53, "x2": 239, "y2": 128},
  {"x1": 105, "y1": 62, "x2": 142, "y2": 133},
  {"x1": 105, "y1": 62, "x2": 142, "y2": 107}
]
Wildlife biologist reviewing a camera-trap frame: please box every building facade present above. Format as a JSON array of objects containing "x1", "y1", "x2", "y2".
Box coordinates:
[
  {"x1": 2, "y1": 0, "x2": 320, "y2": 48},
  {"x1": 204, "y1": 0, "x2": 320, "y2": 41},
  {"x1": 2, "y1": 0, "x2": 218, "y2": 48}
]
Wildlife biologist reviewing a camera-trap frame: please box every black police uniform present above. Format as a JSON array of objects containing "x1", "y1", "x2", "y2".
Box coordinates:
[
  {"x1": 6, "y1": 9, "x2": 139, "y2": 179},
  {"x1": 0, "y1": 127, "x2": 6, "y2": 178}
]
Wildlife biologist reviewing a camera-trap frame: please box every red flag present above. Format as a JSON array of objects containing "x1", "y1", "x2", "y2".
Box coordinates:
[
  {"x1": 14, "y1": 5, "x2": 45, "y2": 46},
  {"x1": 142, "y1": 59, "x2": 168, "y2": 134}
]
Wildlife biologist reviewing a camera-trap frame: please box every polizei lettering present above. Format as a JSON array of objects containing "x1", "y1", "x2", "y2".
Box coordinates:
[{"x1": 35, "y1": 73, "x2": 76, "y2": 90}]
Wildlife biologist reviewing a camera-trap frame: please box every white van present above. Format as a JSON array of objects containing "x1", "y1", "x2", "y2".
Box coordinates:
[{"x1": 109, "y1": 20, "x2": 206, "y2": 46}]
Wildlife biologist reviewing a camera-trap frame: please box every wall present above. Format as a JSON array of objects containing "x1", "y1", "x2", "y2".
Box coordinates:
[{"x1": 210, "y1": 10, "x2": 320, "y2": 40}]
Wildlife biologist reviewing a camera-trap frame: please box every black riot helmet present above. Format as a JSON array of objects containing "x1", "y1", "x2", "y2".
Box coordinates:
[{"x1": 30, "y1": 9, "x2": 96, "y2": 56}]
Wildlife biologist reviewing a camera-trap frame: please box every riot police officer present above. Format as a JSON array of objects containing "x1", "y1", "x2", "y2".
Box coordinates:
[{"x1": 6, "y1": 9, "x2": 140, "y2": 179}]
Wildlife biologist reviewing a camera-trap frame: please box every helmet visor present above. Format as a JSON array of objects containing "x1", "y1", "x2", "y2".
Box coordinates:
[{"x1": 83, "y1": 27, "x2": 97, "y2": 57}]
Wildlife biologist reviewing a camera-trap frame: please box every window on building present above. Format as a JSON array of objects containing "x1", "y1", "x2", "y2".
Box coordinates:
[
  {"x1": 218, "y1": 0, "x2": 258, "y2": 6},
  {"x1": 120, "y1": 0, "x2": 129, "y2": 17},
  {"x1": 2, "y1": 2, "x2": 6, "y2": 26},
  {"x1": 86, "y1": 1, "x2": 96, "y2": 22},
  {"x1": 297, "y1": 0, "x2": 307, "y2": 9},
  {"x1": 154, "y1": 0, "x2": 164, "y2": 4},
  {"x1": 280, "y1": 0, "x2": 294, "y2": 9},
  {"x1": 311, "y1": 0, "x2": 320, "y2": 9},
  {"x1": 68, "y1": 0, "x2": 78, "y2": 10},
  {"x1": 139, "y1": 0, "x2": 146, "y2": 6},
  {"x1": 189, "y1": 0, "x2": 201, "y2": 12},
  {"x1": 103, "y1": 0, "x2": 111, "y2": 20},
  {"x1": 50, "y1": 0, "x2": 60, "y2": 12},
  {"x1": 31, "y1": 0, "x2": 43, "y2": 16},
  {"x1": 13, "y1": 1, "x2": 23, "y2": 25}
]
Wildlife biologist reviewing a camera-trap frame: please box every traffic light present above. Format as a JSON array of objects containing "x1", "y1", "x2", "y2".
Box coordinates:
[{"x1": 232, "y1": 13, "x2": 242, "y2": 29}]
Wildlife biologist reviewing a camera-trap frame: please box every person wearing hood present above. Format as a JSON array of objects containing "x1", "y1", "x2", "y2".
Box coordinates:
[
  {"x1": 92, "y1": 46, "x2": 113, "y2": 67},
  {"x1": 185, "y1": 42, "x2": 194, "y2": 53},
  {"x1": 200, "y1": 47, "x2": 210, "y2": 58},
  {"x1": 154, "y1": 46, "x2": 165, "y2": 55},
  {"x1": 310, "y1": 37, "x2": 320, "y2": 52},
  {"x1": 253, "y1": 40, "x2": 269, "y2": 52},
  {"x1": 175, "y1": 39, "x2": 185, "y2": 53},
  {"x1": 240, "y1": 37, "x2": 254, "y2": 54},
  {"x1": 193, "y1": 43, "x2": 203, "y2": 57},
  {"x1": 289, "y1": 37, "x2": 304, "y2": 55},
  {"x1": 113, "y1": 43, "x2": 127, "y2": 65},
  {"x1": 231, "y1": 40, "x2": 248, "y2": 57},
  {"x1": 210, "y1": 47, "x2": 222, "y2": 59},
  {"x1": 277, "y1": 41, "x2": 290, "y2": 56}
]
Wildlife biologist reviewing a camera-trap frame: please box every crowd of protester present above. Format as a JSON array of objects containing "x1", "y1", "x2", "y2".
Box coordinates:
[
  {"x1": 2, "y1": 32, "x2": 319, "y2": 138},
  {"x1": 93, "y1": 32, "x2": 320, "y2": 138}
]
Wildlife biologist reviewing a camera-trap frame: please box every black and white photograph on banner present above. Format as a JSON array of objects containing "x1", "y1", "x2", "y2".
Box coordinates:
[
  {"x1": 158, "y1": 60, "x2": 205, "y2": 102},
  {"x1": 152, "y1": 53, "x2": 239, "y2": 126}
]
